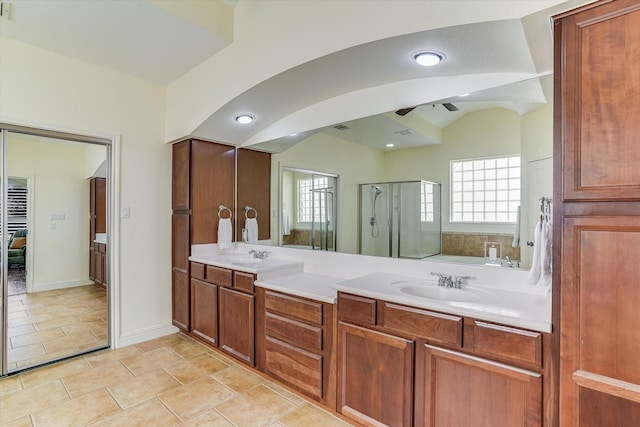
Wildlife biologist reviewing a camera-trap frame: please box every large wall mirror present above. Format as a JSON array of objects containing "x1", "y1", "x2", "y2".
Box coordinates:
[{"x1": 251, "y1": 75, "x2": 553, "y2": 271}]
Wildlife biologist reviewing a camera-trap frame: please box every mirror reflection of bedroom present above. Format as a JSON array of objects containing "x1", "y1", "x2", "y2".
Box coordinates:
[{"x1": 2, "y1": 130, "x2": 110, "y2": 373}]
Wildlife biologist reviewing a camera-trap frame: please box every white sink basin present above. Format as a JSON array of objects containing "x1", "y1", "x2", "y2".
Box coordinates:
[
  {"x1": 391, "y1": 281, "x2": 495, "y2": 303},
  {"x1": 216, "y1": 255, "x2": 267, "y2": 268}
]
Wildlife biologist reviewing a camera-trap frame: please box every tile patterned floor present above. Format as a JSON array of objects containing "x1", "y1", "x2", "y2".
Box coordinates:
[
  {"x1": 0, "y1": 333, "x2": 354, "y2": 426},
  {"x1": 6, "y1": 285, "x2": 108, "y2": 371}
]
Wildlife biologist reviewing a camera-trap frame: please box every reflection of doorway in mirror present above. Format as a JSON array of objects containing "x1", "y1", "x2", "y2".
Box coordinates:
[{"x1": 523, "y1": 157, "x2": 552, "y2": 269}]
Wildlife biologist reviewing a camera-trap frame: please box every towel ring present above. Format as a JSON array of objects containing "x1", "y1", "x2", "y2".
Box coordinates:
[
  {"x1": 245, "y1": 206, "x2": 257, "y2": 219},
  {"x1": 218, "y1": 205, "x2": 232, "y2": 219}
]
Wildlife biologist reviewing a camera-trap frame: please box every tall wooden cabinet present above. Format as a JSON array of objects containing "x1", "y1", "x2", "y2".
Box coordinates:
[
  {"x1": 171, "y1": 139, "x2": 235, "y2": 331},
  {"x1": 554, "y1": 1, "x2": 640, "y2": 425}
]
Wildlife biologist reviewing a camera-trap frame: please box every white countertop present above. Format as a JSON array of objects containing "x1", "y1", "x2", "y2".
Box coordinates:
[
  {"x1": 188, "y1": 253, "x2": 304, "y2": 281},
  {"x1": 255, "y1": 273, "x2": 339, "y2": 304},
  {"x1": 94, "y1": 233, "x2": 107, "y2": 244},
  {"x1": 334, "y1": 272, "x2": 551, "y2": 332}
]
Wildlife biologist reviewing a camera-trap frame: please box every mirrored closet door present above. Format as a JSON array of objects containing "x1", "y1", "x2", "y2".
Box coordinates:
[{"x1": 1, "y1": 127, "x2": 111, "y2": 375}]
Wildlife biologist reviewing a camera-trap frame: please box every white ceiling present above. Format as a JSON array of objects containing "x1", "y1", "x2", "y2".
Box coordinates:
[
  {"x1": 0, "y1": 0, "x2": 592, "y2": 150},
  {"x1": 0, "y1": 0, "x2": 235, "y2": 84}
]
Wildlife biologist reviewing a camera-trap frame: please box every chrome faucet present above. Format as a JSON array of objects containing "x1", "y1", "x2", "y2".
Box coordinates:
[
  {"x1": 249, "y1": 249, "x2": 270, "y2": 259},
  {"x1": 431, "y1": 272, "x2": 470, "y2": 289},
  {"x1": 431, "y1": 272, "x2": 453, "y2": 288}
]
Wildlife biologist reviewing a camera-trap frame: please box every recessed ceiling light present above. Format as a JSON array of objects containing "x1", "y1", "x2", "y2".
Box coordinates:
[
  {"x1": 413, "y1": 51, "x2": 444, "y2": 67},
  {"x1": 235, "y1": 114, "x2": 254, "y2": 124},
  {"x1": 385, "y1": 143, "x2": 395, "y2": 148},
  {"x1": 459, "y1": 93, "x2": 470, "y2": 97}
]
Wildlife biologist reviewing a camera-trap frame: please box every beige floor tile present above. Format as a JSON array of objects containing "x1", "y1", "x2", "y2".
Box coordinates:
[
  {"x1": 84, "y1": 346, "x2": 142, "y2": 368},
  {"x1": 135, "y1": 334, "x2": 186, "y2": 352},
  {"x1": 121, "y1": 346, "x2": 183, "y2": 376},
  {"x1": 21, "y1": 358, "x2": 91, "y2": 389},
  {"x1": 182, "y1": 409, "x2": 235, "y2": 426},
  {"x1": 167, "y1": 338, "x2": 209, "y2": 359},
  {"x1": 90, "y1": 398, "x2": 181, "y2": 426},
  {"x1": 215, "y1": 384, "x2": 297, "y2": 427},
  {"x1": 0, "y1": 380, "x2": 69, "y2": 424},
  {"x1": 16, "y1": 348, "x2": 85, "y2": 369},
  {"x1": 6, "y1": 324, "x2": 36, "y2": 338},
  {"x1": 32, "y1": 388, "x2": 120, "y2": 426},
  {"x1": 32, "y1": 314, "x2": 80, "y2": 332},
  {"x1": 9, "y1": 313, "x2": 54, "y2": 328},
  {"x1": 164, "y1": 358, "x2": 211, "y2": 385},
  {"x1": 61, "y1": 319, "x2": 105, "y2": 335},
  {"x1": 279, "y1": 403, "x2": 353, "y2": 427},
  {"x1": 108, "y1": 368, "x2": 181, "y2": 409},
  {"x1": 62, "y1": 361, "x2": 134, "y2": 398},
  {"x1": 77, "y1": 309, "x2": 108, "y2": 322},
  {"x1": 43, "y1": 331, "x2": 99, "y2": 353},
  {"x1": 1, "y1": 415, "x2": 33, "y2": 427},
  {"x1": 264, "y1": 381, "x2": 307, "y2": 405},
  {"x1": 0, "y1": 375, "x2": 23, "y2": 396},
  {"x1": 159, "y1": 376, "x2": 236, "y2": 421},
  {"x1": 184, "y1": 352, "x2": 229, "y2": 375},
  {"x1": 10, "y1": 327, "x2": 66, "y2": 348},
  {"x1": 7, "y1": 342, "x2": 46, "y2": 362},
  {"x1": 213, "y1": 364, "x2": 265, "y2": 393},
  {"x1": 8, "y1": 310, "x2": 28, "y2": 320}
]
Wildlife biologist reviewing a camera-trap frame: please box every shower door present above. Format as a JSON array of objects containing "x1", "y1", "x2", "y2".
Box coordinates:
[{"x1": 1, "y1": 127, "x2": 111, "y2": 375}]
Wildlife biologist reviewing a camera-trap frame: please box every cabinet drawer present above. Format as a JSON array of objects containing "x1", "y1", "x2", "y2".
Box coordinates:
[
  {"x1": 468, "y1": 320, "x2": 542, "y2": 368},
  {"x1": 233, "y1": 271, "x2": 255, "y2": 293},
  {"x1": 191, "y1": 262, "x2": 205, "y2": 280},
  {"x1": 265, "y1": 336, "x2": 323, "y2": 400},
  {"x1": 206, "y1": 265, "x2": 232, "y2": 287},
  {"x1": 265, "y1": 291, "x2": 323, "y2": 326},
  {"x1": 266, "y1": 312, "x2": 323, "y2": 353},
  {"x1": 380, "y1": 302, "x2": 462, "y2": 347},
  {"x1": 338, "y1": 293, "x2": 376, "y2": 326}
]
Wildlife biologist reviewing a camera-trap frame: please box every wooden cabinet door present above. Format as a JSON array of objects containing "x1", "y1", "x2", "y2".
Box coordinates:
[
  {"x1": 219, "y1": 287, "x2": 255, "y2": 366},
  {"x1": 171, "y1": 213, "x2": 190, "y2": 331},
  {"x1": 190, "y1": 278, "x2": 218, "y2": 347},
  {"x1": 236, "y1": 148, "x2": 271, "y2": 242},
  {"x1": 337, "y1": 322, "x2": 414, "y2": 427},
  {"x1": 556, "y1": 0, "x2": 640, "y2": 201},
  {"x1": 172, "y1": 140, "x2": 190, "y2": 211},
  {"x1": 93, "y1": 249, "x2": 103, "y2": 286},
  {"x1": 420, "y1": 344, "x2": 541, "y2": 427},
  {"x1": 190, "y1": 140, "x2": 235, "y2": 245},
  {"x1": 560, "y1": 216, "x2": 640, "y2": 426}
]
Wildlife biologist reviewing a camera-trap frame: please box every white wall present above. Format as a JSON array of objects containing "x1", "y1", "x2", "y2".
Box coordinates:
[
  {"x1": 272, "y1": 132, "x2": 385, "y2": 254},
  {"x1": 384, "y1": 108, "x2": 522, "y2": 234},
  {"x1": 0, "y1": 37, "x2": 173, "y2": 346},
  {"x1": 8, "y1": 135, "x2": 90, "y2": 290}
]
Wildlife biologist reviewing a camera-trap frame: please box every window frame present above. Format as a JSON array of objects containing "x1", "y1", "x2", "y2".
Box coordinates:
[{"x1": 449, "y1": 154, "x2": 521, "y2": 224}]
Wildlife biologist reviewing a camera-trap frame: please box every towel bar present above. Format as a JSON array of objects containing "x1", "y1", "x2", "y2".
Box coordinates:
[
  {"x1": 218, "y1": 205, "x2": 232, "y2": 219},
  {"x1": 245, "y1": 206, "x2": 257, "y2": 219}
]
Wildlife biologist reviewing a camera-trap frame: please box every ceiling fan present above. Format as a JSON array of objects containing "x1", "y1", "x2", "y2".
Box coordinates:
[{"x1": 395, "y1": 103, "x2": 459, "y2": 116}]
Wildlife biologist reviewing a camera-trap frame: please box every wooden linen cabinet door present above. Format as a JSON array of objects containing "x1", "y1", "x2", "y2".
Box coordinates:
[
  {"x1": 337, "y1": 322, "x2": 414, "y2": 427},
  {"x1": 420, "y1": 344, "x2": 541, "y2": 427},
  {"x1": 560, "y1": 216, "x2": 640, "y2": 426}
]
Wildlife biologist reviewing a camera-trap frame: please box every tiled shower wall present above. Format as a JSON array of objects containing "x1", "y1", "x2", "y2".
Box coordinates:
[{"x1": 441, "y1": 232, "x2": 521, "y2": 260}]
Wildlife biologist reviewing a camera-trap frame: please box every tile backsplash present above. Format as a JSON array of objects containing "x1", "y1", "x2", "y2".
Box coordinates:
[{"x1": 442, "y1": 232, "x2": 520, "y2": 260}]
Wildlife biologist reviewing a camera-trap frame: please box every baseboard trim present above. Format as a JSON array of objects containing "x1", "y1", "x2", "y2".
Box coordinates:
[
  {"x1": 31, "y1": 278, "x2": 95, "y2": 293},
  {"x1": 117, "y1": 323, "x2": 179, "y2": 348}
]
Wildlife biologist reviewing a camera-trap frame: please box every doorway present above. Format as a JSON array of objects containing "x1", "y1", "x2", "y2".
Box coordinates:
[{"x1": 1, "y1": 127, "x2": 112, "y2": 375}]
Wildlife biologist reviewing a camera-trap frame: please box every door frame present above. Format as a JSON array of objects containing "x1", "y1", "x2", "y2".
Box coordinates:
[{"x1": 0, "y1": 121, "x2": 121, "y2": 375}]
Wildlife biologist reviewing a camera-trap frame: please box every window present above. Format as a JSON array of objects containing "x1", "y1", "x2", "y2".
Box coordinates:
[
  {"x1": 2, "y1": 183, "x2": 28, "y2": 235},
  {"x1": 450, "y1": 156, "x2": 520, "y2": 223},
  {"x1": 421, "y1": 182, "x2": 435, "y2": 222},
  {"x1": 297, "y1": 176, "x2": 329, "y2": 222}
]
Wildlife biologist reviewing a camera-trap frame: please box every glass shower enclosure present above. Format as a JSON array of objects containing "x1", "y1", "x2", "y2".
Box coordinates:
[{"x1": 359, "y1": 180, "x2": 441, "y2": 259}]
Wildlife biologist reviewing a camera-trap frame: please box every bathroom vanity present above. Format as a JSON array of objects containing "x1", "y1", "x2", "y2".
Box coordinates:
[{"x1": 183, "y1": 245, "x2": 550, "y2": 427}]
